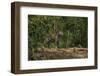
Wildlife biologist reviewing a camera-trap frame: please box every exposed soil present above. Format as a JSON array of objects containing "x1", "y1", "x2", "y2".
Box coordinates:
[{"x1": 29, "y1": 48, "x2": 88, "y2": 60}]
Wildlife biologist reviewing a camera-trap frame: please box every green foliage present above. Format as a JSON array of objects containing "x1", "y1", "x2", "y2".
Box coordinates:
[{"x1": 28, "y1": 15, "x2": 88, "y2": 49}]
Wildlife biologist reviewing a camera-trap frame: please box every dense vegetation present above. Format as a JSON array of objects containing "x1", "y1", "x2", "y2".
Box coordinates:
[{"x1": 28, "y1": 15, "x2": 88, "y2": 60}]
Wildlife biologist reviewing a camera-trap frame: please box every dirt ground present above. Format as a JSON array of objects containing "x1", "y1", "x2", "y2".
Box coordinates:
[{"x1": 29, "y1": 48, "x2": 88, "y2": 60}]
